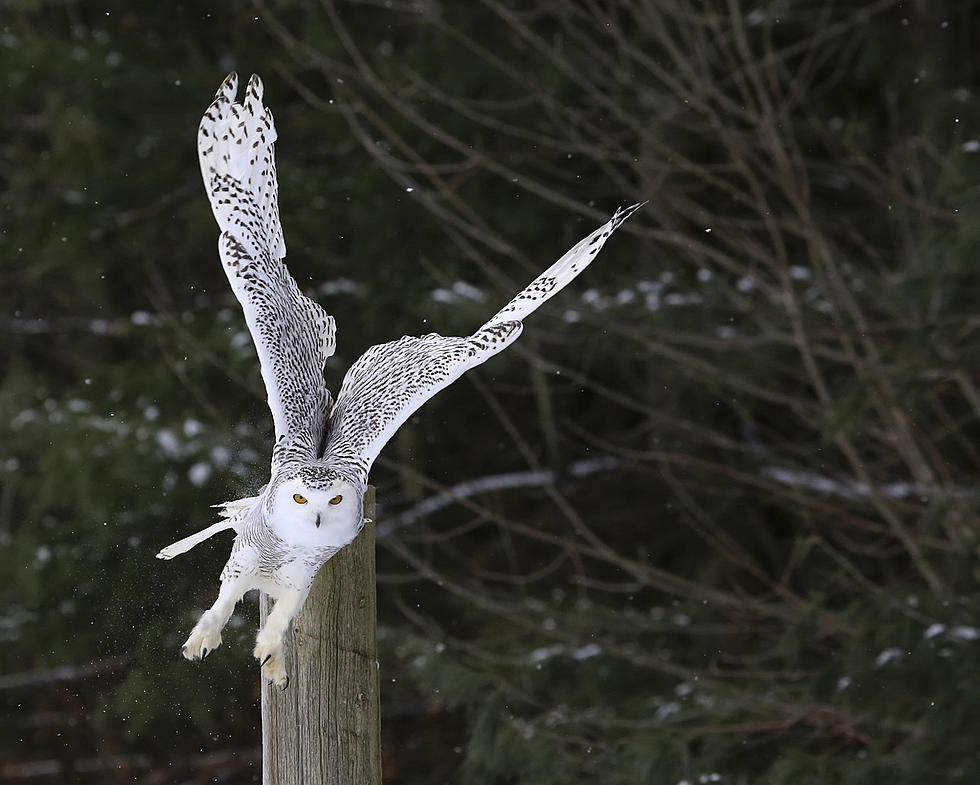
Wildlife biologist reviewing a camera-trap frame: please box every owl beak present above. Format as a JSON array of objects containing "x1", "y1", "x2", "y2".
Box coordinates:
[{"x1": 315, "y1": 512, "x2": 322, "y2": 528}]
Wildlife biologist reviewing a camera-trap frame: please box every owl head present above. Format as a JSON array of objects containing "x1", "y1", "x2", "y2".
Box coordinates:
[{"x1": 266, "y1": 464, "x2": 365, "y2": 549}]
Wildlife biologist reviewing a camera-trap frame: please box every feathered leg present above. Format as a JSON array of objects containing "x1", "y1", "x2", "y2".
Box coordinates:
[
  {"x1": 181, "y1": 562, "x2": 255, "y2": 661},
  {"x1": 253, "y1": 586, "x2": 310, "y2": 689}
]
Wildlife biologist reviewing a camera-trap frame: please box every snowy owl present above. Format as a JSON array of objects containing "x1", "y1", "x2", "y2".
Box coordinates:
[{"x1": 157, "y1": 72, "x2": 641, "y2": 688}]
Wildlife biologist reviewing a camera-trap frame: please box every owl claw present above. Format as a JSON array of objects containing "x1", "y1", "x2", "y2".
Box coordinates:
[
  {"x1": 259, "y1": 656, "x2": 289, "y2": 689},
  {"x1": 182, "y1": 626, "x2": 222, "y2": 662},
  {"x1": 254, "y1": 631, "x2": 288, "y2": 688}
]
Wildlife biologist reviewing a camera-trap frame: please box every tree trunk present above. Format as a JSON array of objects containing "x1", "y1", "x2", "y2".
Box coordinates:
[{"x1": 261, "y1": 486, "x2": 381, "y2": 785}]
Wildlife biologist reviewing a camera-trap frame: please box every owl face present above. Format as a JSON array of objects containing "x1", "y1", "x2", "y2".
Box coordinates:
[{"x1": 267, "y1": 475, "x2": 364, "y2": 549}]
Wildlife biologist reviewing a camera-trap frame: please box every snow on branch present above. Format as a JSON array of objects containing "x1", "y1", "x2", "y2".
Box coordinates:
[{"x1": 378, "y1": 456, "x2": 619, "y2": 537}]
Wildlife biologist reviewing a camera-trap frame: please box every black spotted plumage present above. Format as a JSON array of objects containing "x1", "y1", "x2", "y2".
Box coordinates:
[{"x1": 160, "y1": 72, "x2": 642, "y2": 688}]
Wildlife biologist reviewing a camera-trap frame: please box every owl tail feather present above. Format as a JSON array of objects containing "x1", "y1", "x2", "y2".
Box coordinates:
[
  {"x1": 155, "y1": 493, "x2": 261, "y2": 559},
  {"x1": 155, "y1": 520, "x2": 236, "y2": 560}
]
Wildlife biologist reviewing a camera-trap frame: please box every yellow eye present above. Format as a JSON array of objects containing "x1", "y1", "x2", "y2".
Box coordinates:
[
  {"x1": 329, "y1": 494, "x2": 343, "y2": 505},
  {"x1": 293, "y1": 493, "x2": 308, "y2": 504}
]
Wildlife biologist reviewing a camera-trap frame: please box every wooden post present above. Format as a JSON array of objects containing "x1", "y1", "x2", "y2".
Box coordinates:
[{"x1": 261, "y1": 486, "x2": 381, "y2": 785}]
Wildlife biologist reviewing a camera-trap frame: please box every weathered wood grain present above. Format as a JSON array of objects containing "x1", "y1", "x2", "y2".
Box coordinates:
[{"x1": 261, "y1": 487, "x2": 380, "y2": 785}]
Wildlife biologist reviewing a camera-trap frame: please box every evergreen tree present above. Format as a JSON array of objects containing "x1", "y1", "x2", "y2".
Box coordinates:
[{"x1": 3, "y1": 1, "x2": 979, "y2": 782}]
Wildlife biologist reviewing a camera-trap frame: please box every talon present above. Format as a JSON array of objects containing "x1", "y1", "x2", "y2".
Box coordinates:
[
  {"x1": 261, "y1": 654, "x2": 272, "y2": 666},
  {"x1": 201, "y1": 648, "x2": 209, "y2": 660},
  {"x1": 281, "y1": 676, "x2": 290, "y2": 691}
]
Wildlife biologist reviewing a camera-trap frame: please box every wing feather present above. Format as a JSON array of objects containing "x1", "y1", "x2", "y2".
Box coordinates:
[
  {"x1": 198, "y1": 73, "x2": 335, "y2": 469},
  {"x1": 323, "y1": 204, "x2": 643, "y2": 477}
]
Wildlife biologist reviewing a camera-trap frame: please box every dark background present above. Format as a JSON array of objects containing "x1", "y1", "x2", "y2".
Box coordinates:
[{"x1": 3, "y1": 1, "x2": 980, "y2": 782}]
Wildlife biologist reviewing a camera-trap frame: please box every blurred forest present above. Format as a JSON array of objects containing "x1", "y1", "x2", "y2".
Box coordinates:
[{"x1": 3, "y1": 0, "x2": 980, "y2": 782}]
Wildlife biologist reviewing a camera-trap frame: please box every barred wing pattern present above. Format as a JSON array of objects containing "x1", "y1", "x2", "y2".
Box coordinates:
[
  {"x1": 323, "y1": 203, "x2": 644, "y2": 477},
  {"x1": 198, "y1": 73, "x2": 336, "y2": 470},
  {"x1": 161, "y1": 72, "x2": 642, "y2": 690},
  {"x1": 322, "y1": 322, "x2": 523, "y2": 478}
]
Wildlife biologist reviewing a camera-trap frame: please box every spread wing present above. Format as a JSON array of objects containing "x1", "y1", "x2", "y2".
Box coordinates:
[
  {"x1": 323, "y1": 203, "x2": 643, "y2": 478},
  {"x1": 198, "y1": 73, "x2": 335, "y2": 471}
]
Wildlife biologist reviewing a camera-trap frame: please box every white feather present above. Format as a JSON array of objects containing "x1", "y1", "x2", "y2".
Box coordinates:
[
  {"x1": 324, "y1": 203, "x2": 643, "y2": 474},
  {"x1": 197, "y1": 73, "x2": 335, "y2": 469},
  {"x1": 155, "y1": 520, "x2": 236, "y2": 560}
]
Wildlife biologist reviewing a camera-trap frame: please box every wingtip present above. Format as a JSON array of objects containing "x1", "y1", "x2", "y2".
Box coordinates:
[
  {"x1": 246, "y1": 73, "x2": 264, "y2": 109},
  {"x1": 219, "y1": 71, "x2": 238, "y2": 98},
  {"x1": 611, "y1": 200, "x2": 647, "y2": 224},
  {"x1": 207, "y1": 72, "x2": 239, "y2": 119}
]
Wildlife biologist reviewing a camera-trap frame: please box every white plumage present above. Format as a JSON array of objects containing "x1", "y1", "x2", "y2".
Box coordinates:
[{"x1": 159, "y1": 72, "x2": 641, "y2": 688}]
